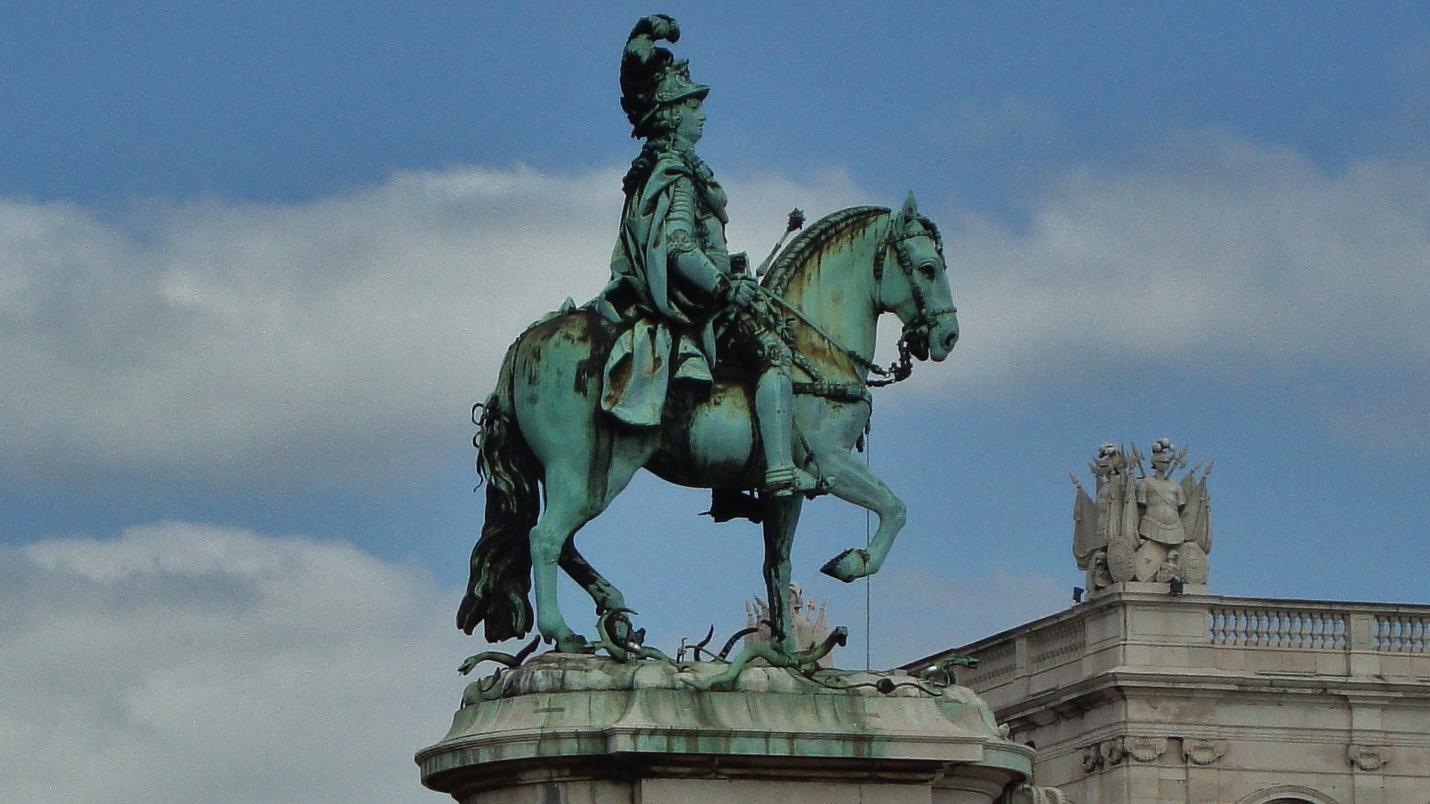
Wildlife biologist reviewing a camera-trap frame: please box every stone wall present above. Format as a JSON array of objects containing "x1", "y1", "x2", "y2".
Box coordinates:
[{"x1": 904, "y1": 587, "x2": 1430, "y2": 803}]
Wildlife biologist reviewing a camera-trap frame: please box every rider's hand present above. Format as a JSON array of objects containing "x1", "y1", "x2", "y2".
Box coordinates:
[{"x1": 724, "y1": 274, "x2": 758, "y2": 308}]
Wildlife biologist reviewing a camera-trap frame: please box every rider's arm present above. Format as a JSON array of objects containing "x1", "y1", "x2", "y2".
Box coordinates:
[{"x1": 664, "y1": 177, "x2": 729, "y2": 302}]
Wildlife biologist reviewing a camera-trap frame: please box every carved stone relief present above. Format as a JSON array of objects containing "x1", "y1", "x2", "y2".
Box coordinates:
[
  {"x1": 1083, "y1": 735, "x2": 1226, "y2": 774},
  {"x1": 1346, "y1": 743, "x2": 1390, "y2": 771},
  {"x1": 1181, "y1": 738, "x2": 1227, "y2": 766},
  {"x1": 1125, "y1": 735, "x2": 1168, "y2": 763},
  {"x1": 1081, "y1": 744, "x2": 1104, "y2": 773},
  {"x1": 1082, "y1": 735, "x2": 1170, "y2": 773}
]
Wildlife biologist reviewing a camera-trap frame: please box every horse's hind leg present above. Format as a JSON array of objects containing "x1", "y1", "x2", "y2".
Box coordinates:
[
  {"x1": 527, "y1": 472, "x2": 595, "y2": 652},
  {"x1": 529, "y1": 449, "x2": 649, "y2": 653}
]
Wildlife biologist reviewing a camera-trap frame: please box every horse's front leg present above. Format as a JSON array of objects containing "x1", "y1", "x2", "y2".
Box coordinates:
[
  {"x1": 761, "y1": 495, "x2": 803, "y2": 654},
  {"x1": 815, "y1": 447, "x2": 906, "y2": 582}
]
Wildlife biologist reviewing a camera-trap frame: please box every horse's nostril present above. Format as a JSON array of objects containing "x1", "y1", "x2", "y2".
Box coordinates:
[{"x1": 943, "y1": 331, "x2": 959, "y2": 349}]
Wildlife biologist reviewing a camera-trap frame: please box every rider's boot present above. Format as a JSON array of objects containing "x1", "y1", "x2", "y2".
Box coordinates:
[{"x1": 755, "y1": 369, "x2": 819, "y2": 497}]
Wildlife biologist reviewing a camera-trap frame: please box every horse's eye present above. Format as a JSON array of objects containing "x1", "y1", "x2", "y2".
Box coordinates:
[{"x1": 918, "y1": 263, "x2": 938, "y2": 280}]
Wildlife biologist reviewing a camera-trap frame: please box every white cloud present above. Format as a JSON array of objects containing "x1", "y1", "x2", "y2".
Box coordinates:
[
  {"x1": 0, "y1": 523, "x2": 472, "y2": 804},
  {"x1": 944, "y1": 133, "x2": 1430, "y2": 392},
  {"x1": 5, "y1": 136, "x2": 1428, "y2": 484},
  {"x1": 0, "y1": 167, "x2": 862, "y2": 484}
]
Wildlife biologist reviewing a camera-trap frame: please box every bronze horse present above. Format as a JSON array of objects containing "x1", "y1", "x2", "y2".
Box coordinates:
[{"x1": 460, "y1": 195, "x2": 959, "y2": 654}]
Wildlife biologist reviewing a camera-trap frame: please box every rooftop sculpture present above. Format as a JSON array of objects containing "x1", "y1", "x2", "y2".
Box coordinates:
[
  {"x1": 1070, "y1": 439, "x2": 1212, "y2": 593},
  {"x1": 456, "y1": 14, "x2": 960, "y2": 677},
  {"x1": 745, "y1": 583, "x2": 833, "y2": 668}
]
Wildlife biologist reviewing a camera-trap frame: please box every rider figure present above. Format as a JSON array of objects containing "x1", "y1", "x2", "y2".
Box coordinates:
[{"x1": 605, "y1": 15, "x2": 817, "y2": 497}]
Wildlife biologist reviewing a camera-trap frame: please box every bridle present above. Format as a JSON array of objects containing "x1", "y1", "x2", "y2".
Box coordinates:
[
  {"x1": 768, "y1": 210, "x2": 957, "y2": 396},
  {"x1": 870, "y1": 214, "x2": 957, "y2": 369}
]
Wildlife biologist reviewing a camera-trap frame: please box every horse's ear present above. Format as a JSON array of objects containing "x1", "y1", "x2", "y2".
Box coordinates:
[{"x1": 900, "y1": 192, "x2": 919, "y2": 222}]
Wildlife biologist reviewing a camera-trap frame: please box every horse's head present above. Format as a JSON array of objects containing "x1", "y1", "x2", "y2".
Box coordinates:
[{"x1": 876, "y1": 193, "x2": 959, "y2": 361}]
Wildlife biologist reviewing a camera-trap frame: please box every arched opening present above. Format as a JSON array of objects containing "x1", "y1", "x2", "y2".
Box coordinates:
[{"x1": 1238, "y1": 785, "x2": 1339, "y2": 804}]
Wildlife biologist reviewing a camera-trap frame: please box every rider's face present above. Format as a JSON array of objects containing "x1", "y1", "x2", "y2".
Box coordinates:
[{"x1": 675, "y1": 99, "x2": 706, "y2": 145}]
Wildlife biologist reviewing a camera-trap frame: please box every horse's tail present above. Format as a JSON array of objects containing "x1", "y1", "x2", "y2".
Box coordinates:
[{"x1": 457, "y1": 337, "x2": 540, "y2": 641}]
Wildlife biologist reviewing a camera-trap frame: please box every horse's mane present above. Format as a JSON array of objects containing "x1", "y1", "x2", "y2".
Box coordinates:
[{"x1": 762, "y1": 206, "x2": 889, "y2": 295}]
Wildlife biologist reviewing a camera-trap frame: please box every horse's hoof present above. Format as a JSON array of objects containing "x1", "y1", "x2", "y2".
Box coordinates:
[
  {"x1": 554, "y1": 633, "x2": 588, "y2": 654},
  {"x1": 820, "y1": 548, "x2": 871, "y2": 583}
]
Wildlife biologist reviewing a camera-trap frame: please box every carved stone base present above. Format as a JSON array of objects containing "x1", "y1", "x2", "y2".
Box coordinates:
[
  {"x1": 416, "y1": 654, "x2": 1041, "y2": 803},
  {"x1": 1091, "y1": 580, "x2": 1208, "y2": 598}
]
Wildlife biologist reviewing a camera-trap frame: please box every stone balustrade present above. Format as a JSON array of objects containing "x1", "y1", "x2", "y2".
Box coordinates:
[
  {"x1": 902, "y1": 588, "x2": 1430, "y2": 804},
  {"x1": 1372, "y1": 611, "x2": 1429, "y2": 653},
  {"x1": 1206, "y1": 604, "x2": 1347, "y2": 649},
  {"x1": 911, "y1": 589, "x2": 1430, "y2": 709}
]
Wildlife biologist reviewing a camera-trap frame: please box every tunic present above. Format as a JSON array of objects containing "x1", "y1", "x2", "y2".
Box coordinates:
[{"x1": 599, "y1": 147, "x2": 730, "y2": 426}]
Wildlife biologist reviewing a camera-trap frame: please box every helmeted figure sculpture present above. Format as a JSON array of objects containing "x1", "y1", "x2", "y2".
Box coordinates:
[
  {"x1": 1137, "y1": 438, "x2": 1189, "y2": 546},
  {"x1": 600, "y1": 15, "x2": 815, "y2": 496},
  {"x1": 1071, "y1": 438, "x2": 1213, "y2": 592},
  {"x1": 1137, "y1": 438, "x2": 1213, "y2": 585},
  {"x1": 1071, "y1": 443, "x2": 1133, "y2": 591}
]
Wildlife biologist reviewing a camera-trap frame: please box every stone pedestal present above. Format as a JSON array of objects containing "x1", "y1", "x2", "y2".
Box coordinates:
[
  {"x1": 416, "y1": 654, "x2": 1038, "y2": 804},
  {"x1": 1092, "y1": 580, "x2": 1208, "y2": 597}
]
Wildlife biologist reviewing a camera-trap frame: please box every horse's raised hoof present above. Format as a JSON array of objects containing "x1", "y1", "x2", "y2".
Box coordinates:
[{"x1": 820, "y1": 548, "x2": 872, "y2": 583}]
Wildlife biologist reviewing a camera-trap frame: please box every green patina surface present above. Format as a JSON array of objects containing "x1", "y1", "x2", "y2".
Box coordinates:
[
  {"x1": 455, "y1": 15, "x2": 962, "y2": 674},
  {"x1": 418, "y1": 656, "x2": 1027, "y2": 781}
]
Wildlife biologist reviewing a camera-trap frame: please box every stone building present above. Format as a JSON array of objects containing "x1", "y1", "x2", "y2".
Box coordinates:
[{"x1": 905, "y1": 581, "x2": 1430, "y2": 803}]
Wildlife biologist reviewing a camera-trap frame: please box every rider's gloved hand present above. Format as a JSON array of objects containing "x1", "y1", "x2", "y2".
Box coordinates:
[{"x1": 722, "y1": 274, "x2": 759, "y2": 308}]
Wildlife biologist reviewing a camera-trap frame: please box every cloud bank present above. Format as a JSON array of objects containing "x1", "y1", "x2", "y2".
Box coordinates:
[
  {"x1": 0, "y1": 523, "x2": 468, "y2": 804},
  {"x1": 948, "y1": 133, "x2": 1430, "y2": 390},
  {"x1": 1, "y1": 167, "x2": 861, "y2": 484},
  {"x1": 4, "y1": 134, "x2": 1426, "y2": 483}
]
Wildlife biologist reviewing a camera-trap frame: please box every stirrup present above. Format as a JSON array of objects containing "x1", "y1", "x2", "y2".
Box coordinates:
[{"x1": 763, "y1": 465, "x2": 820, "y2": 497}]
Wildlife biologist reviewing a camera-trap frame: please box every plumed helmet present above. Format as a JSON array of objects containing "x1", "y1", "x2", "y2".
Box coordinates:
[{"x1": 620, "y1": 15, "x2": 709, "y2": 138}]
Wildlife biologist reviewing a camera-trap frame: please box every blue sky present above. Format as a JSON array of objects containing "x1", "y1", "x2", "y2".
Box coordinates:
[{"x1": 3, "y1": 5, "x2": 1428, "y2": 802}]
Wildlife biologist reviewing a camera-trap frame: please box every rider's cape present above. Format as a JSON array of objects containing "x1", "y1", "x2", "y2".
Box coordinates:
[{"x1": 599, "y1": 152, "x2": 722, "y2": 426}]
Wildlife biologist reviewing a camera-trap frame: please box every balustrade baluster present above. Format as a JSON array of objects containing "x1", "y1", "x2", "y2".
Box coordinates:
[{"x1": 1200, "y1": 606, "x2": 1430, "y2": 653}]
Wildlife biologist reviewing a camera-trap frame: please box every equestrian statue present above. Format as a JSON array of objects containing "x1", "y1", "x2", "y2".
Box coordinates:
[{"x1": 458, "y1": 15, "x2": 961, "y2": 658}]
